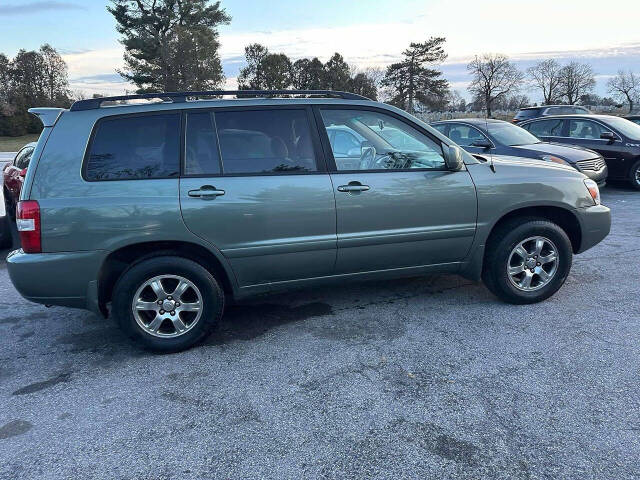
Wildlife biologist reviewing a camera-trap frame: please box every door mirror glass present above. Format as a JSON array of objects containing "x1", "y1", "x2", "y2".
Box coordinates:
[{"x1": 443, "y1": 145, "x2": 464, "y2": 171}]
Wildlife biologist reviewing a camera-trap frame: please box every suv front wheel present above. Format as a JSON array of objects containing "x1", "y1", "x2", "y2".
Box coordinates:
[
  {"x1": 483, "y1": 219, "x2": 573, "y2": 304},
  {"x1": 112, "y1": 256, "x2": 224, "y2": 352}
]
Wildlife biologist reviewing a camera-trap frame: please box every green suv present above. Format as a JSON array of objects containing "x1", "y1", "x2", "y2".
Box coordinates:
[{"x1": 7, "y1": 90, "x2": 611, "y2": 352}]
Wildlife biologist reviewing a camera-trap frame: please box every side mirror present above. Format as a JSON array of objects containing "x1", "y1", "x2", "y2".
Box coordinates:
[
  {"x1": 470, "y1": 139, "x2": 492, "y2": 149},
  {"x1": 443, "y1": 145, "x2": 464, "y2": 171},
  {"x1": 600, "y1": 132, "x2": 616, "y2": 142}
]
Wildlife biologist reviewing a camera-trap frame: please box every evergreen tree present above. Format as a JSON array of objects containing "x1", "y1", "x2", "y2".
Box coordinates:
[
  {"x1": 382, "y1": 37, "x2": 449, "y2": 113},
  {"x1": 108, "y1": 0, "x2": 230, "y2": 92}
]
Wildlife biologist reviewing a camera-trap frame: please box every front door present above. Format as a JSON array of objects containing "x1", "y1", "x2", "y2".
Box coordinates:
[
  {"x1": 559, "y1": 118, "x2": 629, "y2": 179},
  {"x1": 316, "y1": 107, "x2": 477, "y2": 274},
  {"x1": 179, "y1": 107, "x2": 337, "y2": 287}
]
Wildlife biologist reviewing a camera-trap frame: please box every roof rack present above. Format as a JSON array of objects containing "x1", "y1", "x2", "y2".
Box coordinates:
[{"x1": 70, "y1": 90, "x2": 370, "y2": 111}]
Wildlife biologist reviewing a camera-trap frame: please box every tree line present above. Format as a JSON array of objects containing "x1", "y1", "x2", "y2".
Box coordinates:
[
  {"x1": 1, "y1": 0, "x2": 639, "y2": 138},
  {"x1": 0, "y1": 45, "x2": 70, "y2": 136}
]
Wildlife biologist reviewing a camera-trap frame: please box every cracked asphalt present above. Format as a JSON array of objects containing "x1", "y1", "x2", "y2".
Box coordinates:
[{"x1": 0, "y1": 185, "x2": 639, "y2": 479}]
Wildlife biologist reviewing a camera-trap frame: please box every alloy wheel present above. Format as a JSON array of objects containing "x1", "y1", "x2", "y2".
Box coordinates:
[
  {"x1": 507, "y1": 236, "x2": 559, "y2": 291},
  {"x1": 132, "y1": 274, "x2": 203, "y2": 338}
]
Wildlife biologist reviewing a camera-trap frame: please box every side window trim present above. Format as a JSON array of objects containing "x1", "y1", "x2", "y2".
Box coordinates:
[
  {"x1": 313, "y1": 104, "x2": 448, "y2": 173},
  {"x1": 180, "y1": 105, "x2": 328, "y2": 178}
]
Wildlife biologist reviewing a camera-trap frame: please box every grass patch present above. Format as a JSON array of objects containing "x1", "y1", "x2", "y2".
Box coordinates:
[{"x1": 0, "y1": 134, "x2": 40, "y2": 152}]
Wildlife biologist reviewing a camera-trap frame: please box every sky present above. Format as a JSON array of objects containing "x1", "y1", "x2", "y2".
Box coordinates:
[{"x1": 1, "y1": 0, "x2": 639, "y2": 101}]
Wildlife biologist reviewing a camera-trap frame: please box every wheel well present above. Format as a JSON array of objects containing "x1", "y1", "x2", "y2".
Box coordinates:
[
  {"x1": 487, "y1": 206, "x2": 582, "y2": 254},
  {"x1": 97, "y1": 241, "x2": 234, "y2": 315}
]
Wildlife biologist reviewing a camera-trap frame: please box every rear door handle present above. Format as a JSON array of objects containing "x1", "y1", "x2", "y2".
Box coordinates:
[
  {"x1": 188, "y1": 185, "x2": 225, "y2": 198},
  {"x1": 337, "y1": 182, "x2": 370, "y2": 193}
]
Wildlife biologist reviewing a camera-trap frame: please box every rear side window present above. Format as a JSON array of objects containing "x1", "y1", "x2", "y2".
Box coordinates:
[
  {"x1": 514, "y1": 109, "x2": 539, "y2": 120},
  {"x1": 214, "y1": 109, "x2": 318, "y2": 174},
  {"x1": 85, "y1": 113, "x2": 180, "y2": 181},
  {"x1": 525, "y1": 118, "x2": 564, "y2": 137}
]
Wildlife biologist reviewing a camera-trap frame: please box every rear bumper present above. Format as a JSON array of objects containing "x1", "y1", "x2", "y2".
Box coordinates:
[
  {"x1": 7, "y1": 249, "x2": 105, "y2": 314},
  {"x1": 575, "y1": 204, "x2": 611, "y2": 254}
]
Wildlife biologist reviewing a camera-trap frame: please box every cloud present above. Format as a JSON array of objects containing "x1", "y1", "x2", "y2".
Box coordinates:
[{"x1": 0, "y1": 1, "x2": 85, "y2": 16}]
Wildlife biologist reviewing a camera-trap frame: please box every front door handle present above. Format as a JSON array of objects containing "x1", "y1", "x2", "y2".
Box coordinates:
[
  {"x1": 188, "y1": 185, "x2": 225, "y2": 198},
  {"x1": 337, "y1": 182, "x2": 370, "y2": 193}
]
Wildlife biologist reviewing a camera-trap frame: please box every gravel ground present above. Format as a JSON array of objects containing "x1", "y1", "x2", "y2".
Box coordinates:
[{"x1": 0, "y1": 185, "x2": 638, "y2": 480}]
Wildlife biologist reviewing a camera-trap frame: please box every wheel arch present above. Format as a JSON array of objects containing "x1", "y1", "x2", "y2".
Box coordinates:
[
  {"x1": 97, "y1": 240, "x2": 237, "y2": 316},
  {"x1": 486, "y1": 206, "x2": 582, "y2": 258}
]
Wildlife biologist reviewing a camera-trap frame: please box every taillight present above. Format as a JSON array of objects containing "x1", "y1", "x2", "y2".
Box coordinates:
[{"x1": 16, "y1": 200, "x2": 41, "y2": 253}]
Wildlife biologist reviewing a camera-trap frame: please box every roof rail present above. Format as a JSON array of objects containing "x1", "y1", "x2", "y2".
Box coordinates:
[{"x1": 70, "y1": 90, "x2": 370, "y2": 111}]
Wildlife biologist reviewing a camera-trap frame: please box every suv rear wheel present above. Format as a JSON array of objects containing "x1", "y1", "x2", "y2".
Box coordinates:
[
  {"x1": 112, "y1": 256, "x2": 224, "y2": 352},
  {"x1": 483, "y1": 218, "x2": 573, "y2": 304}
]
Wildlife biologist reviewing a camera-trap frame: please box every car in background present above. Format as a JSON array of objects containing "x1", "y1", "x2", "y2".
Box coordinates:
[
  {"x1": 430, "y1": 118, "x2": 607, "y2": 186},
  {"x1": 2, "y1": 142, "x2": 36, "y2": 219},
  {"x1": 513, "y1": 105, "x2": 591, "y2": 124},
  {"x1": 520, "y1": 115, "x2": 640, "y2": 189},
  {"x1": 624, "y1": 115, "x2": 640, "y2": 126}
]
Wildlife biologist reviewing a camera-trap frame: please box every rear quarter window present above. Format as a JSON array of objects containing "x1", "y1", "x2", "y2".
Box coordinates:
[{"x1": 85, "y1": 113, "x2": 180, "y2": 181}]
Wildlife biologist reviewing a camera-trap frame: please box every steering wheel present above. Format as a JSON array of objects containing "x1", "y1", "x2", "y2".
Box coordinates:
[{"x1": 359, "y1": 146, "x2": 377, "y2": 170}]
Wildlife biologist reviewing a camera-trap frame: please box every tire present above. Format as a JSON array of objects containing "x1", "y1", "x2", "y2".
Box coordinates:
[
  {"x1": 3, "y1": 190, "x2": 15, "y2": 220},
  {"x1": 482, "y1": 218, "x2": 573, "y2": 304},
  {"x1": 629, "y1": 159, "x2": 640, "y2": 191},
  {"x1": 112, "y1": 256, "x2": 224, "y2": 352},
  {"x1": 0, "y1": 214, "x2": 11, "y2": 249}
]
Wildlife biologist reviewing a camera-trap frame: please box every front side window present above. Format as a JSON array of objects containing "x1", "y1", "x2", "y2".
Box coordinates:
[
  {"x1": 86, "y1": 113, "x2": 180, "y2": 181},
  {"x1": 568, "y1": 119, "x2": 613, "y2": 140},
  {"x1": 525, "y1": 118, "x2": 564, "y2": 137},
  {"x1": 215, "y1": 109, "x2": 318, "y2": 174},
  {"x1": 447, "y1": 124, "x2": 487, "y2": 147},
  {"x1": 320, "y1": 109, "x2": 445, "y2": 171}
]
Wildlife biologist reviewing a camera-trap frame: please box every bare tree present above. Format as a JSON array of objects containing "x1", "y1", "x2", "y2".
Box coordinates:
[
  {"x1": 467, "y1": 53, "x2": 524, "y2": 117},
  {"x1": 527, "y1": 59, "x2": 562, "y2": 104},
  {"x1": 607, "y1": 70, "x2": 639, "y2": 113},
  {"x1": 558, "y1": 62, "x2": 595, "y2": 105}
]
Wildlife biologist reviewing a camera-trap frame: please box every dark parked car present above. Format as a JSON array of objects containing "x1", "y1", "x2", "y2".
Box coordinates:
[
  {"x1": 2, "y1": 142, "x2": 36, "y2": 219},
  {"x1": 520, "y1": 114, "x2": 640, "y2": 189},
  {"x1": 513, "y1": 105, "x2": 591, "y2": 124},
  {"x1": 624, "y1": 115, "x2": 640, "y2": 126},
  {"x1": 430, "y1": 119, "x2": 607, "y2": 186}
]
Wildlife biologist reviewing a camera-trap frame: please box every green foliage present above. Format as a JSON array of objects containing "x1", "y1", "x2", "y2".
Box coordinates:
[
  {"x1": 238, "y1": 45, "x2": 378, "y2": 100},
  {"x1": 108, "y1": 0, "x2": 231, "y2": 92},
  {"x1": 0, "y1": 45, "x2": 70, "y2": 136},
  {"x1": 382, "y1": 37, "x2": 449, "y2": 113}
]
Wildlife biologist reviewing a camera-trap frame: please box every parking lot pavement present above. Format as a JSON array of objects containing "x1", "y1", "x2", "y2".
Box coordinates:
[{"x1": 0, "y1": 186, "x2": 638, "y2": 480}]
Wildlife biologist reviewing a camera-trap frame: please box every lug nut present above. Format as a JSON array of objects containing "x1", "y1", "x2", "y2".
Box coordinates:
[
  {"x1": 167, "y1": 296, "x2": 172, "y2": 300},
  {"x1": 170, "y1": 311, "x2": 175, "y2": 316},
  {"x1": 175, "y1": 302, "x2": 180, "y2": 307},
  {"x1": 157, "y1": 300, "x2": 162, "y2": 305},
  {"x1": 159, "y1": 309, "x2": 165, "y2": 314}
]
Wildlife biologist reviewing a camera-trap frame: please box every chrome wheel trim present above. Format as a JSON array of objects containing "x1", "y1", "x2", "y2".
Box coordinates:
[
  {"x1": 132, "y1": 274, "x2": 203, "y2": 338},
  {"x1": 507, "y1": 236, "x2": 559, "y2": 292}
]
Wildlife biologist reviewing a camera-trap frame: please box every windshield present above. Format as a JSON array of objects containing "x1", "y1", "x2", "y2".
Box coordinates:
[
  {"x1": 487, "y1": 122, "x2": 541, "y2": 146},
  {"x1": 606, "y1": 117, "x2": 640, "y2": 140}
]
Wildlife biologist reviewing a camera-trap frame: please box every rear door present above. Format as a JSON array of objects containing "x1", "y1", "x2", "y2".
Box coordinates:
[
  {"x1": 179, "y1": 106, "x2": 337, "y2": 287},
  {"x1": 316, "y1": 106, "x2": 477, "y2": 274}
]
